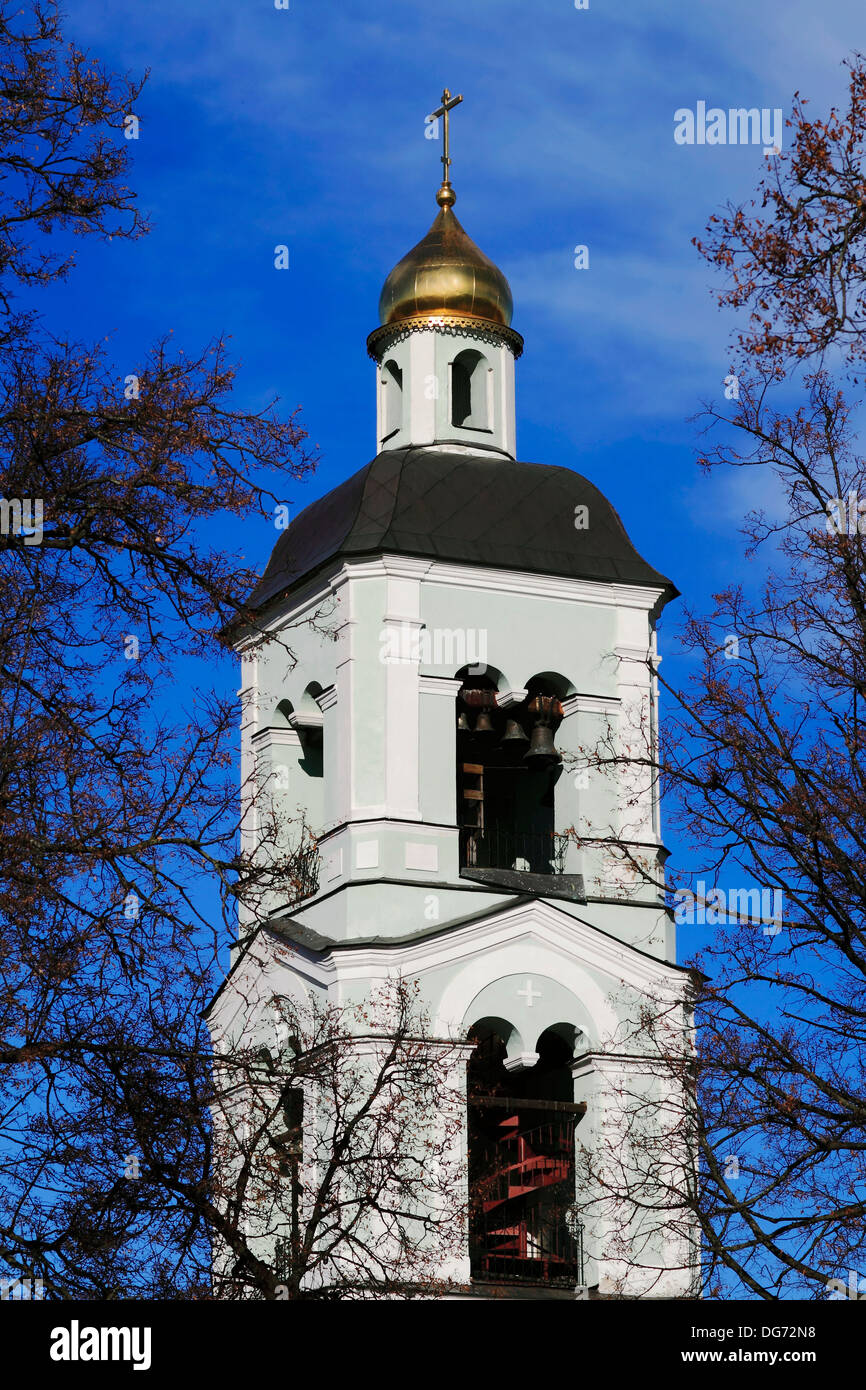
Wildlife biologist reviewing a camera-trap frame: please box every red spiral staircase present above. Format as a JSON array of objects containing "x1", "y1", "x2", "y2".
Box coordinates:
[{"x1": 470, "y1": 1107, "x2": 582, "y2": 1287}]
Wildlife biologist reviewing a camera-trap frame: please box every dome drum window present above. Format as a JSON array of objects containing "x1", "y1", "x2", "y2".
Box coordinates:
[
  {"x1": 381, "y1": 358, "x2": 403, "y2": 441},
  {"x1": 451, "y1": 349, "x2": 492, "y2": 430}
]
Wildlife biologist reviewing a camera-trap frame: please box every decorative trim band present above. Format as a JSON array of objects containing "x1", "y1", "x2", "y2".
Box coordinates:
[{"x1": 367, "y1": 315, "x2": 524, "y2": 361}]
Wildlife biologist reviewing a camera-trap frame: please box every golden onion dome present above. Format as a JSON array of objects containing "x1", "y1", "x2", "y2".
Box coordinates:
[{"x1": 378, "y1": 183, "x2": 514, "y2": 329}]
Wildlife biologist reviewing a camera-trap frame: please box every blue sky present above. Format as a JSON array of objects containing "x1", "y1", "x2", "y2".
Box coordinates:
[
  {"x1": 17, "y1": 6, "x2": 855, "y2": 1295},
  {"x1": 52, "y1": 0, "x2": 861, "y2": 604},
  {"x1": 46, "y1": 0, "x2": 861, "y2": 917}
]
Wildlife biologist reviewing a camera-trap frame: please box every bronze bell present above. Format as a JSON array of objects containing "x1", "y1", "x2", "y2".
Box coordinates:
[
  {"x1": 474, "y1": 709, "x2": 496, "y2": 736},
  {"x1": 524, "y1": 720, "x2": 560, "y2": 767},
  {"x1": 501, "y1": 718, "x2": 528, "y2": 746},
  {"x1": 457, "y1": 711, "x2": 471, "y2": 732}
]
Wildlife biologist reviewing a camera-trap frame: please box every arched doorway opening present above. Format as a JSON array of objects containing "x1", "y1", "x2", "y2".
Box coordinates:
[{"x1": 466, "y1": 1021, "x2": 585, "y2": 1289}]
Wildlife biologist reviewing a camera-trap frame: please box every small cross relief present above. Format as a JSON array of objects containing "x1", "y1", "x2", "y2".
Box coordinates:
[{"x1": 517, "y1": 979, "x2": 542, "y2": 1008}]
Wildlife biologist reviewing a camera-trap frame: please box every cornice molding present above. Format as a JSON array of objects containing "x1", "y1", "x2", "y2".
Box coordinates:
[
  {"x1": 237, "y1": 554, "x2": 665, "y2": 644},
  {"x1": 358, "y1": 557, "x2": 666, "y2": 610},
  {"x1": 419, "y1": 675, "x2": 464, "y2": 697},
  {"x1": 572, "y1": 1051, "x2": 689, "y2": 1079},
  {"x1": 315, "y1": 684, "x2": 338, "y2": 711},
  {"x1": 251, "y1": 726, "x2": 302, "y2": 748},
  {"x1": 380, "y1": 555, "x2": 434, "y2": 580},
  {"x1": 614, "y1": 643, "x2": 653, "y2": 664},
  {"x1": 288, "y1": 710, "x2": 323, "y2": 731},
  {"x1": 561, "y1": 693, "x2": 621, "y2": 718},
  {"x1": 318, "y1": 897, "x2": 687, "y2": 996},
  {"x1": 497, "y1": 687, "x2": 529, "y2": 708}
]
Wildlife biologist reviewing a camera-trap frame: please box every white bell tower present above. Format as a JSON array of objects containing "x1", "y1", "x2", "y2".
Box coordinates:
[{"x1": 209, "y1": 88, "x2": 697, "y2": 1302}]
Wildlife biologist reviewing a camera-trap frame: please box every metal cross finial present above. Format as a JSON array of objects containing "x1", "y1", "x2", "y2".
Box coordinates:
[{"x1": 431, "y1": 86, "x2": 463, "y2": 187}]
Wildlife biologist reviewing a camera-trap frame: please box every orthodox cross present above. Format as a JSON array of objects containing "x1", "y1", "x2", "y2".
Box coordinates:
[{"x1": 430, "y1": 87, "x2": 463, "y2": 185}]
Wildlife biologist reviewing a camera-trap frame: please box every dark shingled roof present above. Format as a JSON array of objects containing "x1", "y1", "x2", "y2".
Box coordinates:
[{"x1": 250, "y1": 445, "x2": 677, "y2": 610}]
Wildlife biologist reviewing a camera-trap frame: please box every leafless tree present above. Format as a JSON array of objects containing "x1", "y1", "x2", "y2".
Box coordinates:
[{"x1": 566, "y1": 59, "x2": 866, "y2": 1300}]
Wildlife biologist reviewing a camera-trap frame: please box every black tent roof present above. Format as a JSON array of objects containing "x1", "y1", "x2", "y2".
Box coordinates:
[{"x1": 250, "y1": 444, "x2": 676, "y2": 610}]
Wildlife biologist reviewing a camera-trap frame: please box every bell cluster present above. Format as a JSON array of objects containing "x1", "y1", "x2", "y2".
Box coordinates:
[{"x1": 456, "y1": 687, "x2": 564, "y2": 768}]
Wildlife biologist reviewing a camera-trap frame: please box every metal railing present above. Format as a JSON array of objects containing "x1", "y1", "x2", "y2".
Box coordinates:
[
  {"x1": 287, "y1": 842, "x2": 320, "y2": 903},
  {"x1": 570, "y1": 1214, "x2": 586, "y2": 1289},
  {"x1": 273, "y1": 1235, "x2": 292, "y2": 1285},
  {"x1": 461, "y1": 826, "x2": 567, "y2": 876}
]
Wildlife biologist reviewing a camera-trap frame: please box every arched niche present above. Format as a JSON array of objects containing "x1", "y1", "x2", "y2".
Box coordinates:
[
  {"x1": 254, "y1": 698, "x2": 294, "y2": 736},
  {"x1": 447, "y1": 963, "x2": 610, "y2": 1054},
  {"x1": 294, "y1": 683, "x2": 324, "y2": 778},
  {"x1": 298, "y1": 681, "x2": 324, "y2": 718},
  {"x1": 381, "y1": 358, "x2": 403, "y2": 440},
  {"x1": 451, "y1": 348, "x2": 492, "y2": 430},
  {"x1": 524, "y1": 671, "x2": 577, "y2": 701},
  {"x1": 273, "y1": 698, "x2": 294, "y2": 727},
  {"x1": 542, "y1": 1021, "x2": 583, "y2": 1059},
  {"x1": 466, "y1": 1014, "x2": 525, "y2": 1070},
  {"x1": 529, "y1": 1026, "x2": 579, "y2": 1102},
  {"x1": 455, "y1": 662, "x2": 510, "y2": 694}
]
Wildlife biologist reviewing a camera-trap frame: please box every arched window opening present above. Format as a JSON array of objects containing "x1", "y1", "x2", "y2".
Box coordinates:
[
  {"x1": 456, "y1": 676, "x2": 564, "y2": 875},
  {"x1": 466, "y1": 1022, "x2": 585, "y2": 1289},
  {"x1": 451, "y1": 349, "x2": 491, "y2": 430},
  {"x1": 381, "y1": 359, "x2": 403, "y2": 440},
  {"x1": 267, "y1": 689, "x2": 324, "y2": 900},
  {"x1": 273, "y1": 1084, "x2": 305, "y2": 1167},
  {"x1": 295, "y1": 682, "x2": 325, "y2": 778},
  {"x1": 273, "y1": 699, "x2": 294, "y2": 727}
]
